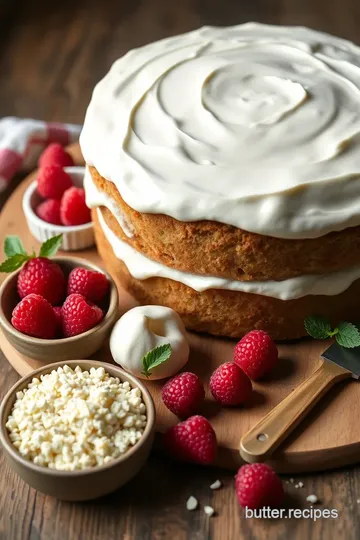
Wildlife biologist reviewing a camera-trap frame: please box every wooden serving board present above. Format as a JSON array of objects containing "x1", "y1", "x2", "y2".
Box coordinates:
[{"x1": 1, "y1": 143, "x2": 360, "y2": 473}]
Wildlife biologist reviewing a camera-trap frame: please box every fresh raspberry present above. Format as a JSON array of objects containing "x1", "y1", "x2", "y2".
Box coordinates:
[
  {"x1": 11, "y1": 294, "x2": 58, "y2": 339},
  {"x1": 235, "y1": 463, "x2": 284, "y2": 509},
  {"x1": 60, "y1": 187, "x2": 91, "y2": 226},
  {"x1": 38, "y1": 143, "x2": 74, "y2": 169},
  {"x1": 67, "y1": 267, "x2": 109, "y2": 304},
  {"x1": 163, "y1": 415, "x2": 217, "y2": 465},
  {"x1": 36, "y1": 199, "x2": 62, "y2": 225},
  {"x1": 161, "y1": 372, "x2": 205, "y2": 418},
  {"x1": 17, "y1": 258, "x2": 65, "y2": 306},
  {"x1": 37, "y1": 165, "x2": 73, "y2": 200},
  {"x1": 62, "y1": 293, "x2": 104, "y2": 337},
  {"x1": 210, "y1": 362, "x2": 252, "y2": 406},
  {"x1": 234, "y1": 330, "x2": 279, "y2": 380}
]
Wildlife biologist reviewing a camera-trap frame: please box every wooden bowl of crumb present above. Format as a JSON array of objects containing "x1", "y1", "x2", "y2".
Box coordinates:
[{"x1": 0, "y1": 360, "x2": 155, "y2": 501}]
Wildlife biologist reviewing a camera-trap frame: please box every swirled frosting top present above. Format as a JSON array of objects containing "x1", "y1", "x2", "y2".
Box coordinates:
[{"x1": 80, "y1": 23, "x2": 360, "y2": 239}]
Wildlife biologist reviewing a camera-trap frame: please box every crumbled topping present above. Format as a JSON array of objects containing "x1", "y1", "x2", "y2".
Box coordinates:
[
  {"x1": 186, "y1": 496, "x2": 198, "y2": 510},
  {"x1": 210, "y1": 480, "x2": 222, "y2": 490},
  {"x1": 6, "y1": 365, "x2": 147, "y2": 471},
  {"x1": 204, "y1": 505, "x2": 215, "y2": 517}
]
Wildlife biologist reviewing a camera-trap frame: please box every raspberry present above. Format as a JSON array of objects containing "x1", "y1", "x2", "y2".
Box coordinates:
[
  {"x1": 38, "y1": 143, "x2": 74, "y2": 169},
  {"x1": 67, "y1": 267, "x2": 109, "y2": 304},
  {"x1": 162, "y1": 372, "x2": 205, "y2": 418},
  {"x1": 11, "y1": 294, "x2": 58, "y2": 339},
  {"x1": 235, "y1": 463, "x2": 284, "y2": 509},
  {"x1": 234, "y1": 330, "x2": 279, "y2": 380},
  {"x1": 36, "y1": 199, "x2": 62, "y2": 225},
  {"x1": 62, "y1": 293, "x2": 104, "y2": 337},
  {"x1": 210, "y1": 362, "x2": 252, "y2": 406},
  {"x1": 60, "y1": 187, "x2": 91, "y2": 226},
  {"x1": 17, "y1": 258, "x2": 65, "y2": 306},
  {"x1": 163, "y1": 415, "x2": 217, "y2": 465},
  {"x1": 37, "y1": 165, "x2": 73, "y2": 200}
]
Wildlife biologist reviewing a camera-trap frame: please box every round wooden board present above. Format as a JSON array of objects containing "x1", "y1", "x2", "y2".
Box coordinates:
[{"x1": 1, "y1": 143, "x2": 360, "y2": 473}]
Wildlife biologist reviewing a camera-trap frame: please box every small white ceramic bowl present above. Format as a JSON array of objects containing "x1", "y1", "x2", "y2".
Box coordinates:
[{"x1": 23, "y1": 166, "x2": 95, "y2": 251}]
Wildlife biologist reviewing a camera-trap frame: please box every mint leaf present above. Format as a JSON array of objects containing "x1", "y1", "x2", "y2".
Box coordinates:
[
  {"x1": 141, "y1": 344, "x2": 172, "y2": 378},
  {"x1": 304, "y1": 315, "x2": 333, "y2": 340},
  {"x1": 4, "y1": 236, "x2": 26, "y2": 257},
  {"x1": 39, "y1": 235, "x2": 63, "y2": 257},
  {"x1": 0, "y1": 254, "x2": 29, "y2": 273},
  {"x1": 335, "y1": 322, "x2": 360, "y2": 349}
]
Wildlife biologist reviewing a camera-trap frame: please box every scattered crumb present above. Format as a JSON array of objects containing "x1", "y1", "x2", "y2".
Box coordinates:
[
  {"x1": 295, "y1": 484, "x2": 299, "y2": 489},
  {"x1": 306, "y1": 494, "x2": 319, "y2": 504},
  {"x1": 298, "y1": 482, "x2": 304, "y2": 488},
  {"x1": 186, "y1": 496, "x2": 198, "y2": 511},
  {"x1": 357, "y1": 499, "x2": 360, "y2": 504},
  {"x1": 204, "y1": 505, "x2": 215, "y2": 517},
  {"x1": 210, "y1": 480, "x2": 222, "y2": 490},
  {"x1": 290, "y1": 478, "x2": 294, "y2": 483},
  {"x1": 285, "y1": 480, "x2": 289, "y2": 484}
]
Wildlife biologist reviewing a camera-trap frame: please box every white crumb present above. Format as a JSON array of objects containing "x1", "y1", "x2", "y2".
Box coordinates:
[
  {"x1": 290, "y1": 478, "x2": 294, "y2": 483},
  {"x1": 204, "y1": 505, "x2": 215, "y2": 517},
  {"x1": 357, "y1": 499, "x2": 360, "y2": 504},
  {"x1": 306, "y1": 494, "x2": 319, "y2": 504},
  {"x1": 295, "y1": 484, "x2": 299, "y2": 489},
  {"x1": 298, "y1": 482, "x2": 304, "y2": 488},
  {"x1": 210, "y1": 480, "x2": 222, "y2": 490},
  {"x1": 186, "y1": 496, "x2": 198, "y2": 511}
]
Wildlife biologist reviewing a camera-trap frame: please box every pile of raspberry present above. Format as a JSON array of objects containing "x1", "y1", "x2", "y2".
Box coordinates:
[
  {"x1": 160, "y1": 331, "x2": 285, "y2": 509},
  {"x1": 35, "y1": 143, "x2": 91, "y2": 226},
  {"x1": 11, "y1": 258, "x2": 109, "y2": 339}
]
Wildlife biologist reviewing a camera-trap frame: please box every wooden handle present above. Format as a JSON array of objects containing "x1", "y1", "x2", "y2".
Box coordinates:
[{"x1": 240, "y1": 361, "x2": 351, "y2": 463}]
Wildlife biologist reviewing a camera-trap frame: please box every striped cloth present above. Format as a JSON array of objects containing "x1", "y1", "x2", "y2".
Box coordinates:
[{"x1": 0, "y1": 117, "x2": 81, "y2": 191}]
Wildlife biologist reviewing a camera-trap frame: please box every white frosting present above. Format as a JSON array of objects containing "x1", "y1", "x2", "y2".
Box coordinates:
[
  {"x1": 84, "y1": 166, "x2": 134, "y2": 237},
  {"x1": 110, "y1": 305, "x2": 189, "y2": 380},
  {"x1": 81, "y1": 23, "x2": 360, "y2": 239},
  {"x1": 98, "y1": 209, "x2": 360, "y2": 300}
]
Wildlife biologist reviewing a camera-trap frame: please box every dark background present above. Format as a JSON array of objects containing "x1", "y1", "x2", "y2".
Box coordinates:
[{"x1": 1, "y1": 1, "x2": 360, "y2": 539}]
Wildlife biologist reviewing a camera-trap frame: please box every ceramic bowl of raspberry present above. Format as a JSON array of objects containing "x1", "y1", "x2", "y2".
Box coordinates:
[
  {"x1": 0, "y1": 257, "x2": 119, "y2": 361},
  {"x1": 22, "y1": 166, "x2": 95, "y2": 251},
  {"x1": 0, "y1": 359, "x2": 155, "y2": 501}
]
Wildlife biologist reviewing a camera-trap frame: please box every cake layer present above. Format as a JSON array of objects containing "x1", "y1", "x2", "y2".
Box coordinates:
[
  {"x1": 93, "y1": 210, "x2": 360, "y2": 340},
  {"x1": 86, "y1": 167, "x2": 360, "y2": 281},
  {"x1": 96, "y1": 208, "x2": 360, "y2": 300},
  {"x1": 81, "y1": 24, "x2": 360, "y2": 240}
]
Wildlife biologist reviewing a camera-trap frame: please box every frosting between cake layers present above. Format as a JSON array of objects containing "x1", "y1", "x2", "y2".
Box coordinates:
[
  {"x1": 97, "y1": 209, "x2": 360, "y2": 300},
  {"x1": 84, "y1": 167, "x2": 134, "y2": 237},
  {"x1": 81, "y1": 23, "x2": 360, "y2": 239}
]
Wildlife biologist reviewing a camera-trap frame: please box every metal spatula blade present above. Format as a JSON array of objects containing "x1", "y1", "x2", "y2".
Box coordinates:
[{"x1": 322, "y1": 343, "x2": 360, "y2": 379}]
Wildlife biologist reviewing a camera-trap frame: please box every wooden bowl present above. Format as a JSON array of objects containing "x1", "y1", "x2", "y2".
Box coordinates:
[
  {"x1": 0, "y1": 257, "x2": 119, "y2": 361},
  {"x1": 0, "y1": 360, "x2": 155, "y2": 501}
]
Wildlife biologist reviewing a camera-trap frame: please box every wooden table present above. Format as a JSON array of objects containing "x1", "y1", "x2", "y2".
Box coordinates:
[{"x1": 1, "y1": 1, "x2": 360, "y2": 538}]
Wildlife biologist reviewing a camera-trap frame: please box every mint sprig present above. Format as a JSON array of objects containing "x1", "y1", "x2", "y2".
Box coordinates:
[
  {"x1": 304, "y1": 315, "x2": 360, "y2": 349},
  {"x1": 4, "y1": 236, "x2": 26, "y2": 257},
  {"x1": 141, "y1": 343, "x2": 172, "y2": 378},
  {"x1": 0, "y1": 234, "x2": 63, "y2": 273},
  {"x1": 39, "y1": 235, "x2": 63, "y2": 258}
]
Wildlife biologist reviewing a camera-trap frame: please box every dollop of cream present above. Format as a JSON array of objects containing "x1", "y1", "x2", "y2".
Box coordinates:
[
  {"x1": 81, "y1": 23, "x2": 360, "y2": 239},
  {"x1": 110, "y1": 305, "x2": 189, "y2": 380}
]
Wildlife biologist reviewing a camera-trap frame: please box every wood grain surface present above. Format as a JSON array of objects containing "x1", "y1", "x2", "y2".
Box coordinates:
[
  {"x1": 1, "y1": 1, "x2": 360, "y2": 539},
  {"x1": 4, "y1": 162, "x2": 360, "y2": 474}
]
